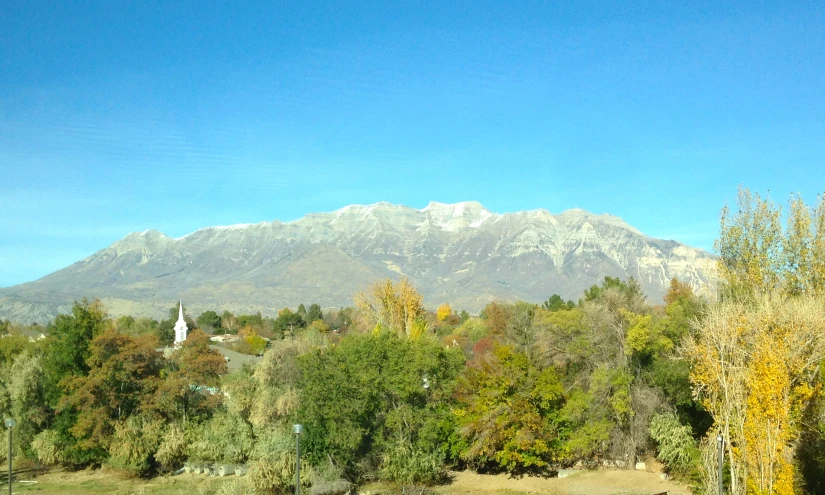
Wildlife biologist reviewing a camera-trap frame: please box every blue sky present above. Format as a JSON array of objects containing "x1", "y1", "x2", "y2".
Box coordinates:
[{"x1": 1, "y1": 1, "x2": 824, "y2": 287}]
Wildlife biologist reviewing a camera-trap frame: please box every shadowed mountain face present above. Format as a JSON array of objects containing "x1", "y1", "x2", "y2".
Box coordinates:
[{"x1": 0, "y1": 202, "x2": 716, "y2": 323}]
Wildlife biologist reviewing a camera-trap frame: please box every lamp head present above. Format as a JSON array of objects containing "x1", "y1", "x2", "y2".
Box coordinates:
[
  {"x1": 292, "y1": 424, "x2": 303, "y2": 435},
  {"x1": 4, "y1": 419, "x2": 15, "y2": 428}
]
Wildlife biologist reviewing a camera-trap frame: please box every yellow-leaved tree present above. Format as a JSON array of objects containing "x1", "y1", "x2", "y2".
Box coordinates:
[
  {"x1": 355, "y1": 278, "x2": 426, "y2": 338},
  {"x1": 685, "y1": 296, "x2": 825, "y2": 495},
  {"x1": 686, "y1": 187, "x2": 825, "y2": 495},
  {"x1": 436, "y1": 303, "x2": 452, "y2": 322}
]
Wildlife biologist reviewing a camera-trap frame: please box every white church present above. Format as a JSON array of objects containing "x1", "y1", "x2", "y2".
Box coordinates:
[
  {"x1": 174, "y1": 301, "x2": 188, "y2": 345},
  {"x1": 164, "y1": 301, "x2": 263, "y2": 371}
]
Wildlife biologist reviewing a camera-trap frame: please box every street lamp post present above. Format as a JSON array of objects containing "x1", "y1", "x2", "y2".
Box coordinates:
[
  {"x1": 717, "y1": 433, "x2": 724, "y2": 495},
  {"x1": 4, "y1": 419, "x2": 14, "y2": 495},
  {"x1": 293, "y1": 424, "x2": 303, "y2": 495}
]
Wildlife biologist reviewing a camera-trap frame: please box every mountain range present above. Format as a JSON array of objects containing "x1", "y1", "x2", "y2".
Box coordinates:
[{"x1": 0, "y1": 201, "x2": 716, "y2": 323}]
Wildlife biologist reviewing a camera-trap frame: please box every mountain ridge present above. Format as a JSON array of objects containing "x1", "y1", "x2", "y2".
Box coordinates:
[{"x1": 0, "y1": 202, "x2": 716, "y2": 323}]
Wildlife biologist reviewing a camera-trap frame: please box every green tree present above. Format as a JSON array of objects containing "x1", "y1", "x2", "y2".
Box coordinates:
[
  {"x1": 273, "y1": 308, "x2": 306, "y2": 335},
  {"x1": 307, "y1": 303, "x2": 323, "y2": 323},
  {"x1": 542, "y1": 294, "x2": 575, "y2": 311},
  {"x1": 298, "y1": 332, "x2": 464, "y2": 481},
  {"x1": 455, "y1": 344, "x2": 566, "y2": 473},
  {"x1": 237, "y1": 312, "x2": 264, "y2": 330},
  {"x1": 42, "y1": 298, "x2": 109, "y2": 405},
  {"x1": 196, "y1": 310, "x2": 222, "y2": 332},
  {"x1": 716, "y1": 187, "x2": 825, "y2": 299},
  {"x1": 6, "y1": 351, "x2": 47, "y2": 458},
  {"x1": 296, "y1": 304, "x2": 308, "y2": 324},
  {"x1": 38, "y1": 298, "x2": 110, "y2": 465}
]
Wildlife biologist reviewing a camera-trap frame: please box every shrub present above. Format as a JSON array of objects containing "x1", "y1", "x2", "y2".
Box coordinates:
[
  {"x1": 188, "y1": 412, "x2": 254, "y2": 463},
  {"x1": 248, "y1": 426, "x2": 313, "y2": 494},
  {"x1": 379, "y1": 437, "x2": 447, "y2": 486},
  {"x1": 31, "y1": 429, "x2": 63, "y2": 465},
  {"x1": 106, "y1": 415, "x2": 164, "y2": 476},
  {"x1": 155, "y1": 423, "x2": 188, "y2": 472},
  {"x1": 649, "y1": 412, "x2": 697, "y2": 474}
]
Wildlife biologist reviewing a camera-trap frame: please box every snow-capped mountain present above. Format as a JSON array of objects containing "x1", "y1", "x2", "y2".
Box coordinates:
[{"x1": 0, "y1": 201, "x2": 715, "y2": 322}]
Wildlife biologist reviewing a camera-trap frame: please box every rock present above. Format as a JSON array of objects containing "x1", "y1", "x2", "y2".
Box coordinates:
[
  {"x1": 234, "y1": 465, "x2": 247, "y2": 476},
  {"x1": 635, "y1": 462, "x2": 647, "y2": 470},
  {"x1": 217, "y1": 464, "x2": 236, "y2": 477},
  {"x1": 557, "y1": 469, "x2": 576, "y2": 478}
]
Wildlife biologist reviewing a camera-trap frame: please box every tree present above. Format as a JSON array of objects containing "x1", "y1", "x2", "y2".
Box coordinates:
[
  {"x1": 480, "y1": 302, "x2": 512, "y2": 335},
  {"x1": 221, "y1": 310, "x2": 238, "y2": 334},
  {"x1": 115, "y1": 316, "x2": 159, "y2": 337},
  {"x1": 196, "y1": 311, "x2": 222, "y2": 332},
  {"x1": 355, "y1": 278, "x2": 426, "y2": 337},
  {"x1": 6, "y1": 352, "x2": 47, "y2": 458},
  {"x1": 273, "y1": 308, "x2": 305, "y2": 336},
  {"x1": 42, "y1": 299, "x2": 108, "y2": 405},
  {"x1": 716, "y1": 187, "x2": 825, "y2": 298},
  {"x1": 250, "y1": 339, "x2": 311, "y2": 428},
  {"x1": 150, "y1": 330, "x2": 227, "y2": 423},
  {"x1": 583, "y1": 276, "x2": 635, "y2": 303},
  {"x1": 542, "y1": 294, "x2": 575, "y2": 311},
  {"x1": 236, "y1": 334, "x2": 267, "y2": 356},
  {"x1": 455, "y1": 344, "x2": 566, "y2": 473},
  {"x1": 307, "y1": 304, "x2": 323, "y2": 323},
  {"x1": 297, "y1": 304, "x2": 308, "y2": 324},
  {"x1": 684, "y1": 296, "x2": 825, "y2": 495},
  {"x1": 436, "y1": 304, "x2": 452, "y2": 322},
  {"x1": 307, "y1": 319, "x2": 330, "y2": 334},
  {"x1": 298, "y1": 332, "x2": 464, "y2": 480},
  {"x1": 59, "y1": 330, "x2": 164, "y2": 462},
  {"x1": 237, "y1": 312, "x2": 264, "y2": 330}
]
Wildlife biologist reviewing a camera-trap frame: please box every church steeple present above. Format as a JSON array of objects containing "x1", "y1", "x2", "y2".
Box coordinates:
[{"x1": 174, "y1": 301, "x2": 188, "y2": 345}]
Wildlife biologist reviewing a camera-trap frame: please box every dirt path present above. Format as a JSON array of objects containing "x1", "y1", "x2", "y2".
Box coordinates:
[{"x1": 433, "y1": 469, "x2": 692, "y2": 495}]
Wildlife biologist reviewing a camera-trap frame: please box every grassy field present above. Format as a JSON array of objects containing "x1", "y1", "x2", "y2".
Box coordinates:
[
  {"x1": 5, "y1": 468, "x2": 690, "y2": 495},
  {"x1": 8, "y1": 469, "x2": 242, "y2": 495}
]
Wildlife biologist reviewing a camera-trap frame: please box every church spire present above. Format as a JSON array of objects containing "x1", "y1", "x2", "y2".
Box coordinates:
[{"x1": 174, "y1": 301, "x2": 188, "y2": 345}]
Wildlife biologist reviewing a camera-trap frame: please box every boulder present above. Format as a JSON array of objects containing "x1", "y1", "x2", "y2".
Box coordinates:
[{"x1": 217, "y1": 464, "x2": 236, "y2": 477}]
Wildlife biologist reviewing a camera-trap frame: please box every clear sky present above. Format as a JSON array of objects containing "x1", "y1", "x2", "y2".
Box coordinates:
[{"x1": 1, "y1": 1, "x2": 824, "y2": 288}]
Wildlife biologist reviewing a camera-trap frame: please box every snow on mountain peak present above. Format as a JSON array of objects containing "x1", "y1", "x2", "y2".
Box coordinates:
[{"x1": 421, "y1": 201, "x2": 493, "y2": 231}]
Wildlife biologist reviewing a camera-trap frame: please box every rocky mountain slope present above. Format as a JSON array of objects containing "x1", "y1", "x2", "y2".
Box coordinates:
[{"x1": 0, "y1": 202, "x2": 716, "y2": 323}]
